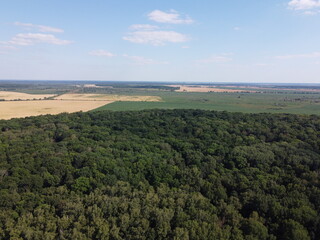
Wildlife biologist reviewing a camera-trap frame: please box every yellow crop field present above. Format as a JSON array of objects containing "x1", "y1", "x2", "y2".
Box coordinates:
[
  {"x1": 0, "y1": 93, "x2": 162, "y2": 120},
  {"x1": 0, "y1": 100, "x2": 113, "y2": 120},
  {"x1": 0, "y1": 91, "x2": 54, "y2": 100}
]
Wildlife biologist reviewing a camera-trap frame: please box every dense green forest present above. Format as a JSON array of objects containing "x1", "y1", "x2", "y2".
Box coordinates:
[{"x1": 0, "y1": 109, "x2": 319, "y2": 239}]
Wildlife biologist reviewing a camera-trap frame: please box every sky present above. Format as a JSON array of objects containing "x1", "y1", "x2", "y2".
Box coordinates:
[{"x1": 0, "y1": 0, "x2": 320, "y2": 83}]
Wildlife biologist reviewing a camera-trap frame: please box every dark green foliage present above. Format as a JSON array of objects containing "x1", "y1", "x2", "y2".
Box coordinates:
[{"x1": 0, "y1": 109, "x2": 319, "y2": 239}]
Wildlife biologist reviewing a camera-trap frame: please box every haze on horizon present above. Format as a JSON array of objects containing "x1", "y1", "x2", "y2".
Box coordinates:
[{"x1": 0, "y1": 0, "x2": 320, "y2": 83}]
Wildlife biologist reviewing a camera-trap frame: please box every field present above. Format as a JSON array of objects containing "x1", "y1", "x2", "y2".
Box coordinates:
[
  {"x1": 169, "y1": 85, "x2": 257, "y2": 93},
  {"x1": 0, "y1": 88, "x2": 162, "y2": 119},
  {"x1": 1, "y1": 81, "x2": 320, "y2": 119},
  {"x1": 96, "y1": 91, "x2": 320, "y2": 115},
  {"x1": 0, "y1": 100, "x2": 113, "y2": 120},
  {"x1": 0, "y1": 91, "x2": 54, "y2": 100},
  {"x1": 54, "y1": 93, "x2": 161, "y2": 102}
]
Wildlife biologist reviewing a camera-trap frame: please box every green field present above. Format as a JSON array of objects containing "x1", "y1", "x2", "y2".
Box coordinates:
[
  {"x1": 95, "y1": 91, "x2": 320, "y2": 115},
  {"x1": 2, "y1": 81, "x2": 320, "y2": 115}
]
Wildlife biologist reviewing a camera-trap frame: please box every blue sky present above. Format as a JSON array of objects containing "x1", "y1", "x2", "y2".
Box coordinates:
[{"x1": 0, "y1": 0, "x2": 320, "y2": 83}]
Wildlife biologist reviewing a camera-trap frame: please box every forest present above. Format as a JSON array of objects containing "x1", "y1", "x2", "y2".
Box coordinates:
[{"x1": 0, "y1": 109, "x2": 319, "y2": 239}]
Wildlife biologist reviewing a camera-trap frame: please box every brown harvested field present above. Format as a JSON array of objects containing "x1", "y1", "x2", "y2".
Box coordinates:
[
  {"x1": 169, "y1": 85, "x2": 257, "y2": 93},
  {"x1": 55, "y1": 94, "x2": 162, "y2": 102},
  {"x1": 0, "y1": 91, "x2": 55, "y2": 100},
  {"x1": 0, "y1": 100, "x2": 113, "y2": 120}
]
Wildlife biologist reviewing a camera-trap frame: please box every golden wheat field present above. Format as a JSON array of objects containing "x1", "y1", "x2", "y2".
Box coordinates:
[
  {"x1": 0, "y1": 100, "x2": 113, "y2": 120},
  {"x1": 0, "y1": 93, "x2": 163, "y2": 120},
  {"x1": 0, "y1": 91, "x2": 54, "y2": 100}
]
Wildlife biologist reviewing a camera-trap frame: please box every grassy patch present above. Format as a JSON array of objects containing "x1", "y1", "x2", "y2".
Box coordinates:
[{"x1": 94, "y1": 91, "x2": 320, "y2": 115}]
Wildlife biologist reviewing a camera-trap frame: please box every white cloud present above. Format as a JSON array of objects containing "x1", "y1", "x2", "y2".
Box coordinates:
[
  {"x1": 198, "y1": 54, "x2": 233, "y2": 64},
  {"x1": 123, "y1": 54, "x2": 168, "y2": 65},
  {"x1": 130, "y1": 24, "x2": 159, "y2": 30},
  {"x1": 288, "y1": 0, "x2": 320, "y2": 14},
  {"x1": 124, "y1": 10, "x2": 193, "y2": 46},
  {"x1": 275, "y1": 51, "x2": 320, "y2": 59},
  {"x1": 288, "y1": 0, "x2": 320, "y2": 10},
  {"x1": 5, "y1": 33, "x2": 72, "y2": 46},
  {"x1": 89, "y1": 50, "x2": 115, "y2": 57},
  {"x1": 148, "y1": 10, "x2": 194, "y2": 24},
  {"x1": 123, "y1": 30, "x2": 188, "y2": 46},
  {"x1": 234, "y1": 27, "x2": 241, "y2": 31},
  {"x1": 14, "y1": 22, "x2": 64, "y2": 33}
]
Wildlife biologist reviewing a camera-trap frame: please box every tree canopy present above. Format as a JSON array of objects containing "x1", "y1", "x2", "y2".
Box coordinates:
[{"x1": 0, "y1": 109, "x2": 319, "y2": 239}]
